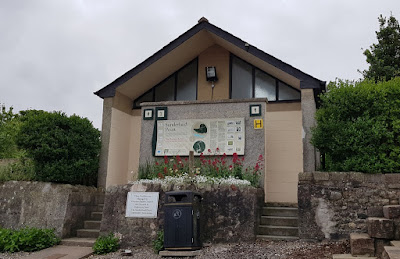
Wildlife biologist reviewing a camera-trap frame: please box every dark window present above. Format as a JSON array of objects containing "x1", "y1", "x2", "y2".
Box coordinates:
[
  {"x1": 155, "y1": 76, "x2": 175, "y2": 102},
  {"x1": 230, "y1": 54, "x2": 300, "y2": 102},
  {"x1": 278, "y1": 81, "x2": 301, "y2": 100},
  {"x1": 133, "y1": 59, "x2": 198, "y2": 108},
  {"x1": 176, "y1": 60, "x2": 197, "y2": 101},
  {"x1": 231, "y1": 56, "x2": 252, "y2": 99},
  {"x1": 255, "y1": 69, "x2": 276, "y2": 101}
]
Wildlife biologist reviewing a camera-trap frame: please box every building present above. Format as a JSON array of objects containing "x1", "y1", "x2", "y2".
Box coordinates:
[{"x1": 94, "y1": 17, "x2": 325, "y2": 203}]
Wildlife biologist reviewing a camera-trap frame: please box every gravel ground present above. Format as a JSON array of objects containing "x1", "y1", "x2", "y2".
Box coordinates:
[{"x1": 0, "y1": 239, "x2": 350, "y2": 259}]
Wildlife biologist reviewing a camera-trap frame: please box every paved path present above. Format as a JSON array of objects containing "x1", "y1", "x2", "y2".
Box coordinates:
[{"x1": 23, "y1": 245, "x2": 93, "y2": 259}]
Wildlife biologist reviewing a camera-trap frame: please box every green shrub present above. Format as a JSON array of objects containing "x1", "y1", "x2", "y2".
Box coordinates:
[
  {"x1": 0, "y1": 158, "x2": 35, "y2": 182},
  {"x1": 0, "y1": 106, "x2": 22, "y2": 159},
  {"x1": 93, "y1": 232, "x2": 120, "y2": 255},
  {"x1": 312, "y1": 78, "x2": 400, "y2": 173},
  {"x1": 0, "y1": 227, "x2": 60, "y2": 253},
  {"x1": 152, "y1": 230, "x2": 164, "y2": 254},
  {"x1": 15, "y1": 110, "x2": 101, "y2": 186}
]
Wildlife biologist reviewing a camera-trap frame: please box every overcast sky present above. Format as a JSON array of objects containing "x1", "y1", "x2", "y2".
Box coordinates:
[{"x1": 1, "y1": 1, "x2": 399, "y2": 129}]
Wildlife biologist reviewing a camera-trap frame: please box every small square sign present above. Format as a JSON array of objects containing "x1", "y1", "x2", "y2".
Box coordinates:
[
  {"x1": 143, "y1": 109, "x2": 154, "y2": 120},
  {"x1": 156, "y1": 107, "x2": 168, "y2": 120},
  {"x1": 254, "y1": 119, "x2": 263, "y2": 129},
  {"x1": 250, "y1": 104, "x2": 262, "y2": 117}
]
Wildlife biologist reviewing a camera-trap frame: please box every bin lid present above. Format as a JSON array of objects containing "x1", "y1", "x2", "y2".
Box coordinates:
[{"x1": 165, "y1": 190, "x2": 202, "y2": 203}]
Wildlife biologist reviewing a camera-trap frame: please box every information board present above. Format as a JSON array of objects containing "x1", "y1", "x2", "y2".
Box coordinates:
[
  {"x1": 125, "y1": 192, "x2": 159, "y2": 218},
  {"x1": 155, "y1": 118, "x2": 245, "y2": 156}
]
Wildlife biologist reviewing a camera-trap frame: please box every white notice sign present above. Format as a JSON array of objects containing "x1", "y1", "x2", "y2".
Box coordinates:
[
  {"x1": 155, "y1": 118, "x2": 245, "y2": 156},
  {"x1": 125, "y1": 192, "x2": 159, "y2": 218}
]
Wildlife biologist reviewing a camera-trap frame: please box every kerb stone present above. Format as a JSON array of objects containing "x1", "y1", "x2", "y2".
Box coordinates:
[
  {"x1": 350, "y1": 233, "x2": 374, "y2": 257},
  {"x1": 367, "y1": 217, "x2": 394, "y2": 239}
]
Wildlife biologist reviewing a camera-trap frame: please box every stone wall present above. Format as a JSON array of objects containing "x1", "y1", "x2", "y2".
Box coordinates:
[
  {"x1": 100, "y1": 182, "x2": 264, "y2": 247},
  {"x1": 298, "y1": 172, "x2": 400, "y2": 240},
  {"x1": 0, "y1": 181, "x2": 103, "y2": 237}
]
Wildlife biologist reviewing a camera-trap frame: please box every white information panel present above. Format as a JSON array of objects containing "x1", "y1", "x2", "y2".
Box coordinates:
[
  {"x1": 155, "y1": 118, "x2": 245, "y2": 156},
  {"x1": 125, "y1": 192, "x2": 159, "y2": 218}
]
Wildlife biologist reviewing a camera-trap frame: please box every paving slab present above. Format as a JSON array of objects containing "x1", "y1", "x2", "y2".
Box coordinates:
[
  {"x1": 383, "y1": 246, "x2": 400, "y2": 259},
  {"x1": 27, "y1": 245, "x2": 93, "y2": 259},
  {"x1": 159, "y1": 250, "x2": 201, "y2": 257}
]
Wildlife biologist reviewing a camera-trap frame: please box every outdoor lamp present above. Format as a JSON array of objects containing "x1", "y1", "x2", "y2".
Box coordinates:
[{"x1": 205, "y1": 67, "x2": 218, "y2": 82}]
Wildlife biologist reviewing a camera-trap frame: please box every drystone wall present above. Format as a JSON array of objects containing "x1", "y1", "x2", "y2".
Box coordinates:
[
  {"x1": 100, "y1": 182, "x2": 264, "y2": 247},
  {"x1": 0, "y1": 181, "x2": 103, "y2": 237},
  {"x1": 298, "y1": 172, "x2": 400, "y2": 240}
]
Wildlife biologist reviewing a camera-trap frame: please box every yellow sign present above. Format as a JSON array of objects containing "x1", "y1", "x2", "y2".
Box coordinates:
[{"x1": 254, "y1": 119, "x2": 263, "y2": 129}]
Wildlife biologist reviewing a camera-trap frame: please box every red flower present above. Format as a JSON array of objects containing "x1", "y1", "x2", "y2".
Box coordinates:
[
  {"x1": 216, "y1": 147, "x2": 220, "y2": 152},
  {"x1": 176, "y1": 155, "x2": 182, "y2": 163},
  {"x1": 184, "y1": 158, "x2": 188, "y2": 161},
  {"x1": 254, "y1": 163, "x2": 260, "y2": 171},
  {"x1": 158, "y1": 173, "x2": 164, "y2": 179},
  {"x1": 208, "y1": 149, "x2": 212, "y2": 153},
  {"x1": 164, "y1": 167, "x2": 168, "y2": 174},
  {"x1": 164, "y1": 156, "x2": 168, "y2": 164},
  {"x1": 155, "y1": 162, "x2": 159, "y2": 165}
]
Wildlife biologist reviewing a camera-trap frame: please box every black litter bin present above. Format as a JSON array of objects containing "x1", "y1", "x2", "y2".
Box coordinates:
[{"x1": 164, "y1": 191, "x2": 202, "y2": 250}]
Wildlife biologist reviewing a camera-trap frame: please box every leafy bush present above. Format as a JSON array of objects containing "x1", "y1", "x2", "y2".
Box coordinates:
[
  {"x1": 0, "y1": 158, "x2": 35, "y2": 182},
  {"x1": 138, "y1": 151, "x2": 263, "y2": 187},
  {"x1": 15, "y1": 110, "x2": 101, "y2": 186},
  {"x1": 0, "y1": 227, "x2": 60, "y2": 253},
  {"x1": 0, "y1": 106, "x2": 22, "y2": 159},
  {"x1": 93, "y1": 233, "x2": 120, "y2": 255},
  {"x1": 311, "y1": 78, "x2": 400, "y2": 173},
  {"x1": 152, "y1": 230, "x2": 164, "y2": 254}
]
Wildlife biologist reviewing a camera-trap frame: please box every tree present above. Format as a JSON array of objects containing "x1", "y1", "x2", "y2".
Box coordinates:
[
  {"x1": 311, "y1": 78, "x2": 400, "y2": 173},
  {"x1": 16, "y1": 110, "x2": 101, "y2": 186},
  {"x1": 362, "y1": 14, "x2": 400, "y2": 81}
]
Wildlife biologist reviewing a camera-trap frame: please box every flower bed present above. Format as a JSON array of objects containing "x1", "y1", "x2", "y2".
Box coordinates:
[{"x1": 138, "y1": 151, "x2": 264, "y2": 187}]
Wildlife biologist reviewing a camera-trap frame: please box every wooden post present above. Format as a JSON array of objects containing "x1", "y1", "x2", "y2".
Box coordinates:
[{"x1": 189, "y1": 151, "x2": 194, "y2": 177}]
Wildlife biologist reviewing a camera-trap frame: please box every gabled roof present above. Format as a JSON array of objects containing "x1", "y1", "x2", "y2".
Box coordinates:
[{"x1": 95, "y1": 17, "x2": 325, "y2": 99}]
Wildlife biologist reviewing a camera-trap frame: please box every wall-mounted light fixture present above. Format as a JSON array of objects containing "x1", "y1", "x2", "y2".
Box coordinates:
[{"x1": 205, "y1": 67, "x2": 218, "y2": 82}]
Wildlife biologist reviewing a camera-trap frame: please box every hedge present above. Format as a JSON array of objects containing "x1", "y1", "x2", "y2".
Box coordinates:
[{"x1": 311, "y1": 78, "x2": 400, "y2": 173}]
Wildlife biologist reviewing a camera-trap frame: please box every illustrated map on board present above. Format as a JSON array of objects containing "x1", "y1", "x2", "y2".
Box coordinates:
[{"x1": 155, "y1": 118, "x2": 245, "y2": 156}]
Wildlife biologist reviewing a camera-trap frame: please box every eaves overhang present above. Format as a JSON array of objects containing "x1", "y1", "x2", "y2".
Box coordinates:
[{"x1": 94, "y1": 18, "x2": 325, "y2": 99}]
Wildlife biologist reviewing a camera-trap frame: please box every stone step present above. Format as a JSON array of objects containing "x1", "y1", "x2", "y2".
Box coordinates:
[
  {"x1": 76, "y1": 229, "x2": 100, "y2": 238},
  {"x1": 258, "y1": 225, "x2": 298, "y2": 236},
  {"x1": 96, "y1": 203, "x2": 104, "y2": 212},
  {"x1": 260, "y1": 216, "x2": 298, "y2": 227},
  {"x1": 96, "y1": 194, "x2": 105, "y2": 205},
  {"x1": 350, "y1": 233, "x2": 374, "y2": 257},
  {"x1": 60, "y1": 237, "x2": 97, "y2": 247},
  {"x1": 367, "y1": 217, "x2": 394, "y2": 239},
  {"x1": 383, "y1": 205, "x2": 400, "y2": 219},
  {"x1": 333, "y1": 254, "x2": 376, "y2": 259},
  {"x1": 262, "y1": 207, "x2": 298, "y2": 217},
  {"x1": 91, "y1": 211, "x2": 103, "y2": 221},
  {"x1": 382, "y1": 246, "x2": 400, "y2": 259},
  {"x1": 84, "y1": 220, "x2": 101, "y2": 229},
  {"x1": 390, "y1": 241, "x2": 400, "y2": 247},
  {"x1": 256, "y1": 235, "x2": 299, "y2": 241}
]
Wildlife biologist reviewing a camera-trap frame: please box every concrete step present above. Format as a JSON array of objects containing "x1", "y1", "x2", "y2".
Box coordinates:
[
  {"x1": 383, "y1": 246, "x2": 400, "y2": 259},
  {"x1": 260, "y1": 216, "x2": 298, "y2": 227},
  {"x1": 96, "y1": 203, "x2": 104, "y2": 212},
  {"x1": 91, "y1": 211, "x2": 103, "y2": 221},
  {"x1": 60, "y1": 237, "x2": 97, "y2": 247},
  {"x1": 390, "y1": 240, "x2": 400, "y2": 247},
  {"x1": 76, "y1": 229, "x2": 100, "y2": 238},
  {"x1": 84, "y1": 220, "x2": 101, "y2": 229},
  {"x1": 333, "y1": 254, "x2": 376, "y2": 259},
  {"x1": 262, "y1": 207, "x2": 298, "y2": 217},
  {"x1": 256, "y1": 235, "x2": 299, "y2": 241},
  {"x1": 258, "y1": 225, "x2": 298, "y2": 236},
  {"x1": 96, "y1": 194, "x2": 105, "y2": 205}
]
